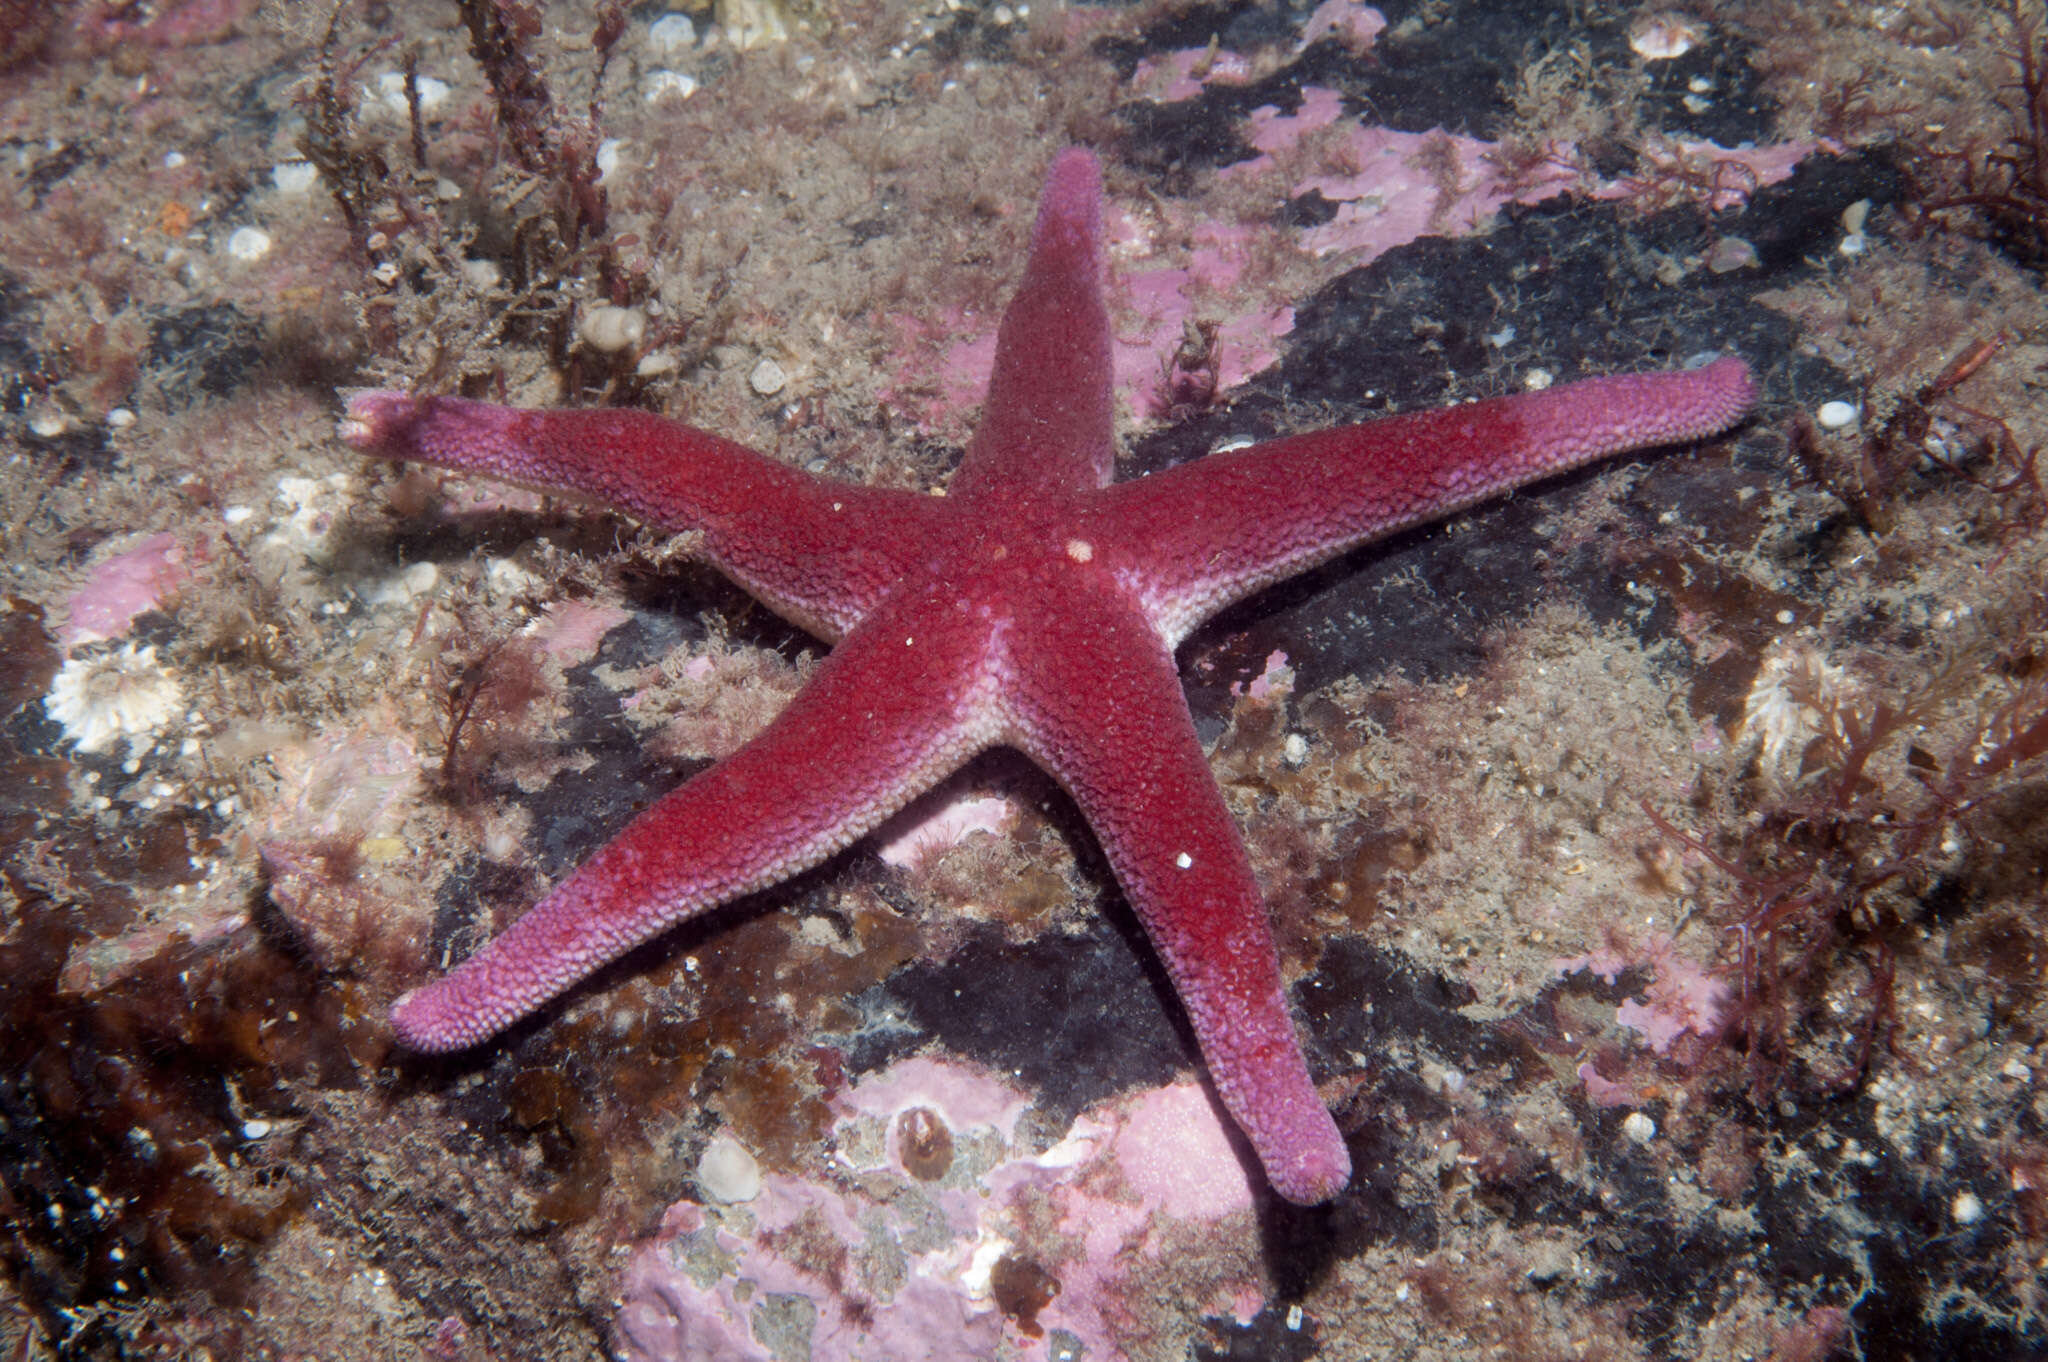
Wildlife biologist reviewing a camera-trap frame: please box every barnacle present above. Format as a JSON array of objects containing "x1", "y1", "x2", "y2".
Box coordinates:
[{"x1": 44, "y1": 642, "x2": 184, "y2": 755}]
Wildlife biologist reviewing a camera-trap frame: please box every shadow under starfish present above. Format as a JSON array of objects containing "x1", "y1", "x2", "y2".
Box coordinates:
[{"x1": 340, "y1": 147, "x2": 1755, "y2": 1205}]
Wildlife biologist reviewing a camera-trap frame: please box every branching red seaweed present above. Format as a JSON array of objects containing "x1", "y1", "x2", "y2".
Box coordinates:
[
  {"x1": 1905, "y1": 0, "x2": 2048, "y2": 267},
  {"x1": 1646, "y1": 588, "x2": 2048, "y2": 1101}
]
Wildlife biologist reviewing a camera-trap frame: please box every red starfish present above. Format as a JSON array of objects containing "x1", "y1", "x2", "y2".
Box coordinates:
[{"x1": 341, "y1": 149, "x2": 1755, "y2": 1204}]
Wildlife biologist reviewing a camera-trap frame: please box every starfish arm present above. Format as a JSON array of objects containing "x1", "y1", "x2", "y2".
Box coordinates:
[
  {"x1": 949, "y1": 149, "x2": 1118, "y2": 501},
  {"x1": 1095, "y1": 356, "x2": 1758, "y2": 643},
  {"x1": 1006, "y1": 584, "x2": 1351, "y2": 1204},
  {"x1": 341, "y1": 391, "x2": 939, "y2": 639},
  {"x1": 391, "y1": 590, "x2": 1003, "y2": 1051}
]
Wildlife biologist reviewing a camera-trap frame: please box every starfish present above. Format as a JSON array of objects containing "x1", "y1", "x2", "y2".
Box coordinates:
[{"x1": 340, "y1": 148, "x2": 1755, "y2": 1204}]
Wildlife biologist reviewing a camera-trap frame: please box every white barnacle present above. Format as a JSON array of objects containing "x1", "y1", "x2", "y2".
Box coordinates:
[{"x1": 46, "y1": 644, "x2": 184, "y2": 755}]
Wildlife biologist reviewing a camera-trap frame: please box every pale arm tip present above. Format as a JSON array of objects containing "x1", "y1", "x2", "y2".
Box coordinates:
[
  {"x1": 337, "y1": 389, "x2": 424, "y2": 454},
  {"x1": 389, "y1": 982, "x2": 489, "y2": 1053}
]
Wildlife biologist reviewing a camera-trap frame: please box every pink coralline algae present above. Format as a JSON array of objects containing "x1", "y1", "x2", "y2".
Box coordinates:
[
  {"x1": 1577, "y1": 1062, "x2": 1641, "y2": 1110},
  {"x1": 879, "y1": 304, "x2": 1001, "y2": 433},
  {"x1": 1114, "y1": 231, "x2": 1297, "y2": 418},
  {"x1": 1229, "y1": 650, "x2": 1294, "y2": 701},
  {"x1": 59, "y1": 531, "x2": 191, "y2": 651},
  {"x1": 80, "y1": 0, "x2": 259, "y2": 49},
  {"x1": 875, "y1": 794, "x2": 1018, "y2": 871},
  {"x1": 1562, "y1": 933, "x2": 1731, "y2": 1108},
  {"x1": 1229, "y1": 88, "x2": 1582, "y2": 262},
  {"x1": 615, "y1": 1057, "x2": 1267, "y2": 1362},
  {"x1": 528, "y1": 598, "x2": 631, "y2": 664},
  {"x1": 1131, "y1": 2, "x2": 1385, "y2": 102},
  {"x1": 1559, "y1": 933, "x2": 1732, "y2": 1066},
  {"x1": 1598, "y1": 136, "x2": 1834, "y2": 213},
  {"x1": 1130, "y1": 46, "x2": 1257, "y2": 103},
  {"x1": 1232, "y1": 84, "x2": 1827, "y2": 259}
]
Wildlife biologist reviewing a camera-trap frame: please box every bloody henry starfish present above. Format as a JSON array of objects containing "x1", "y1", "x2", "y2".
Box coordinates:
[{"x1": 341, "y1": 148, "x2": 1754, "y2": 1204}]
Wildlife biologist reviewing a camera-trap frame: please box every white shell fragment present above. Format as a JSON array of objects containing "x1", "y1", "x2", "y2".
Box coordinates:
[
  {"x1": 1630, "y1": 13, "x2": 1705, "y2": 60},
  {"x1": 271, "y1": 161, "x2": 318, "y2": 194},
  {"x1": 649, "y1": 13, "x2": 697, "y2": 58},
  {"x1": 749, "y1": 356, "x2": 790, "y2": 396},
  {"x1": 580, "y1": 305, "x2": 647, "y2": 353},
  {"x1": 1704, "y1": 236, "x2": 1757, "y2": 274},
  {"x1": 1816, "y1": 400, "x2": 1859, "y2": 430},
  {"x1": 697, "y1": 1135, "x2": 763, "y2": 1203},
  {"x1": 1839, "y1": 198, "x2": 1871, "y2": 256},
  {"x1": 226, "y1": 226, "x2": 273, "y2": 263},
  {"x1": 643, "y1": 69, "x2": 699, "y2": 104},
  {"x1": 370, "y1": 70, "x2": 450, "y2": 116}
]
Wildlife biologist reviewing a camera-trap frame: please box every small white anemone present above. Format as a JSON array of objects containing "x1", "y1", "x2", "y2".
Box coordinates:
[
  {"x1": 1738, "y1": 639, "x2": 1858, "y2": 775},
  {"x1": 45, "y1": 643, "x2": 184, "y2": 755}
]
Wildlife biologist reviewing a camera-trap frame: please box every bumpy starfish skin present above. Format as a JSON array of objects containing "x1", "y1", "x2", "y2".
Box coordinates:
[{"x1": 341, "y1": 149, "x2": 1755, "y2": 1205}]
